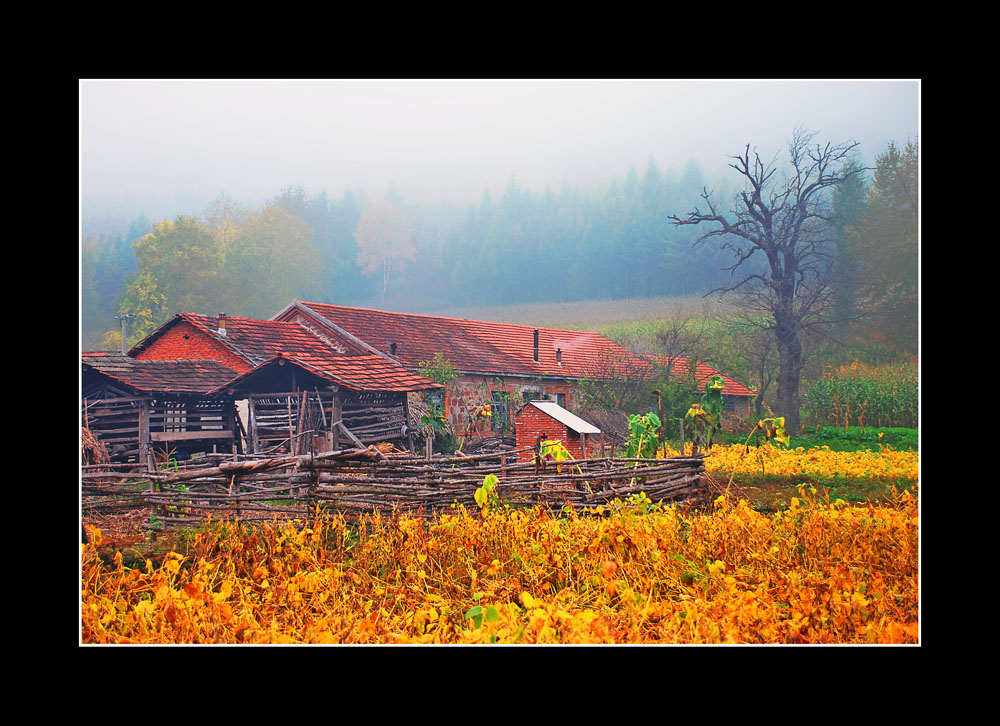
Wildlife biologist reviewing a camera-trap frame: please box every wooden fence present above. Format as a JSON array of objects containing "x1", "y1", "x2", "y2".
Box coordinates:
[{"x1": 81, "y1": 446, "x2": 707, "y2": 529}]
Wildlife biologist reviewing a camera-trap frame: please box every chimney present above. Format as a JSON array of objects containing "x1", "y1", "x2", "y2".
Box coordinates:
[
  {"x1": 390, "y1": 342, "x2": 398, "y2": 356},
  {"x1": 217, "y1": 313, "x2": 227, "y2": 337},
  {"x1": 533, "y1": 329, "x2": 539, "y2": 362},
  {"x1": 556, "y1": 348, "x2": 562, "y2": 366},
  {"x1": 117, "y1": 313, "x2": 132, "y2": 355}
]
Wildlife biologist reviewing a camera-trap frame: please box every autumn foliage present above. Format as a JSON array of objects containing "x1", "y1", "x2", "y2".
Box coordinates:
[
  {"x1": 82, "y1": 486, "x2": 918, "y2": 645},
  {"x1": 667, "y1": 442, "x2": 919, "y2": 487}
]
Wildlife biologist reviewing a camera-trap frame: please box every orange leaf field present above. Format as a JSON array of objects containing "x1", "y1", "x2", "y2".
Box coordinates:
[{"x1": 81, "y1": 480, "x2": 919, "y2": 645}]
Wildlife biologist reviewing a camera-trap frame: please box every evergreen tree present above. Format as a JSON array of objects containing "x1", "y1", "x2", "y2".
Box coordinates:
[{"x1": 847, "y1": 140, "x2": 919, "y2": 354}]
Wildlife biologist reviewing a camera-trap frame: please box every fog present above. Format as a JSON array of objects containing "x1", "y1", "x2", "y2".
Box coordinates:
[{"x1": 80, "y1": 79, "x2": 919, "y2": 222}]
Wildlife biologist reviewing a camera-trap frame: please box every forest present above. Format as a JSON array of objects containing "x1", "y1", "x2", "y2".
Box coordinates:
[
  {"x1": 80, "y1": 137, "x2": 918, "y2": 403},
  {"x1": 81, "y1": 156, "x2": 744, "y2": 347}
]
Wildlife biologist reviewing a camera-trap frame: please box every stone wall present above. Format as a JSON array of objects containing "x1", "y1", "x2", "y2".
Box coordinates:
[{"x1": 440, "y1": 374, "x2": 576, "y2": 436}]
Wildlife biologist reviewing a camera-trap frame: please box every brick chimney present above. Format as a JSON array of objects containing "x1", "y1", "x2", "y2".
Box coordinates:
[
  {"x1": 218, "y1": 313, "x2": 227, "y2": 337},
  {"x1": 533, "y1": 329, "x2": 539, "y2": 362}
]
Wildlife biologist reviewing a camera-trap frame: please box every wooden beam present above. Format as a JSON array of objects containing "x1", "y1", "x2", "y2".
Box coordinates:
[
  {"x1": 150, "y1": 431, "x2": 234, "y2": 442},
  {"x1": 336, "y1": 421, "x2": 365, "y2": 449},
  {"x1": 138, "y1": 399, "x2": 149, "y2": 467}
]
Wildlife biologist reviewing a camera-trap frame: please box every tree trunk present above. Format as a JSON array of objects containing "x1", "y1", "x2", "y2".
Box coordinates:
[{"x1": 774, "y1": 309, "x2": 803, "y2": 435}]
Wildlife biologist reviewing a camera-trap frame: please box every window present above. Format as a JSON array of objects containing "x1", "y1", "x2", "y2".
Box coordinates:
[
  {"x1": 555, "y1": 393, "x2": 566, "y2": 408},
  {"x1": 491, "y1": 391, "x2": 511, "y2": 433}
]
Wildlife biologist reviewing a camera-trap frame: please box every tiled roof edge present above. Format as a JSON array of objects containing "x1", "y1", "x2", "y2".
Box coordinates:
[{"x1": 286, "y1": 302, "x2": 403, "y2": 364}]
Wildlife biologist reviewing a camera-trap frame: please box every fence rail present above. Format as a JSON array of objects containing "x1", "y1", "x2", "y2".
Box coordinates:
[{"x1": 81, "y1": 446, "x2": 707, "y2": 529}]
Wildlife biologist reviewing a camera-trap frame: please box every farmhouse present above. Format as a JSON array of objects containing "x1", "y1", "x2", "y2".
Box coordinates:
[
  {"x1": 271, "y1": 301, "x2": 653, "y2": 437},
  {"x1": 270, "y1": 302, "x2": 758, "y2": 438},
  {"x1": 82, "y1": 305, "x2": 756, "y2": 463}
]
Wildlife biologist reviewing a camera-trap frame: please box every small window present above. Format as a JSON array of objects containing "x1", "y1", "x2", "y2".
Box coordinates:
[
  {"x1": 491, "y1": 391, "x2": 511, "y2": 433},
  {"x1": 723, "y1": 395, "x2": 735, "y2": 412},
  {"x1": 555, "y1": 393, "x2": 566, "y2": 408}
]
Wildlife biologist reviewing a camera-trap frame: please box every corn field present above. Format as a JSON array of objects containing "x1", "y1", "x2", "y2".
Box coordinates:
[{"x1": 803, "y1": 362, "x2": 918, "y2": 429}]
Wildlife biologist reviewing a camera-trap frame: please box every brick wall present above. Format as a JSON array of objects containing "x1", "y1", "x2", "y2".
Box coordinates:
[
  {"x1": 514, "y1": 405, "x2": 587, "y2": 463},
  {"x1": 134, "y1": 320, "x2": 251, "y2": 374}
]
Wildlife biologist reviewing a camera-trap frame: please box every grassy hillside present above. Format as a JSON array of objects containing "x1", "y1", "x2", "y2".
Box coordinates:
[{"x1": 416, "y1": 296, "x2": 732, "y2": 332}]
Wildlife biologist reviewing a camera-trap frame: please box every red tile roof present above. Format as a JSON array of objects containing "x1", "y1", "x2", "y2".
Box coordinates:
[
  {"x1": 124, "y1": 313, "x2": 440, "y2": 394},
  {"x1": 82, "y1": 352, "x2": 238, "y2": 394},
  {"x1": 216, "y1": 353, "x2": 442, "y2": 394},
  {"x1": 281, "y1": 301, "x2": 651, "y2": 380},
  {"x1": 130, "y1": 313, "x2": 370, "y2": 366},
  {"x1": 644, "y1": 355, "x2": 756, "y2": 398}
]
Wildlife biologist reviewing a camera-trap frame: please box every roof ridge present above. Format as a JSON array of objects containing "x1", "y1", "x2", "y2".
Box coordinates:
[{"x1": 299, "y1": 300, "x2": 604, "y2": 336}]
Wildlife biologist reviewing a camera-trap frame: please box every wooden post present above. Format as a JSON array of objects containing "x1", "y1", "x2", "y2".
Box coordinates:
[
  {"x1": 249, "y1": 397, "x2": 258, "y2": 454},
  {"x1": 138, "y1": 398, "x2": 150, "y2": 468},
  {"x1": 287, "y1": 395, "x2": 295, "y2": 455},
  {"x1": 679, "y1": 417, "x2": 685, "y2": 456},
  {"x1": 331, "y1": 396, "x2": 341, "y2": 450}
]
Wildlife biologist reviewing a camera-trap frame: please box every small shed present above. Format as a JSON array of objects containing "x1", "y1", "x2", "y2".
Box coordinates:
[
  {"x1": 213, "y1": 352, "x2": 442, "y2": 455},
  {"x1": 514, "y1": 401, "x2": 602, "y2": 463},
  {"x1": 82, "y1": 352, "x2": 242, "y2": 464}
]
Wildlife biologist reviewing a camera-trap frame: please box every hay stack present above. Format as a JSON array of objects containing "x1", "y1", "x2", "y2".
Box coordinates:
[{"x1": 82, "y1": 427, "x2": 110, "y2": 465}]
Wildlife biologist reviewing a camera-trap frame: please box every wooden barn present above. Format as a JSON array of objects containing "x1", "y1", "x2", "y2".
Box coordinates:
[
  {"x1": 82, "y1": 351, "x2": 242, "y2": 464},
  {"x1": 111, "y1": 312, "x2": 441, "y2": 456},
  {"x1": 213, "y1": 352, "x2": 441, "y2": 455},
  {"x1": 514, "y1": 401, "x2": 602, "y2": 463}
]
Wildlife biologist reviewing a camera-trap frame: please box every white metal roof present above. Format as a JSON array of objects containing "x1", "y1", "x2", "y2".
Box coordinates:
[{"x1": 527, "y1": 401, "x2": 601, "y2": 434}]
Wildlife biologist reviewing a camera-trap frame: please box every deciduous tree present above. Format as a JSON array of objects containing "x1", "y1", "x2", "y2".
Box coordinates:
[
  {"x1": 354, "y1": 201, "x2": 415, "y2": 307},
  {"x1": 121, "y1": 216, "x2": 222, "y2": 334},
  {"x1": 670, "y1": 128, "x2": 865, "y2": 434},
  {"x1": 221, "y1": 204, "x2": 319, "y2": 318}
]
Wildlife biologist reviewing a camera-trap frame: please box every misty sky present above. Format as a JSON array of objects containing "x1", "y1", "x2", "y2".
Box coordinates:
[{"x1": 80, "y1": 79, "x2": 919, "y2": 222}]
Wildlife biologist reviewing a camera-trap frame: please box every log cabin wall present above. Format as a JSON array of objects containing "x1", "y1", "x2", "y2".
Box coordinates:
[
  {"x1": 246, "y1": 389, "x2": 408, "y2": 456},
  {"x1": 83, "y1": 395, "x2": 240, "y2": 464}
]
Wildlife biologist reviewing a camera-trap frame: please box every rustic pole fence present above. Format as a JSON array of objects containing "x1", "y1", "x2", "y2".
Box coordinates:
[{"x1": 82, "y1": 446, "x2": 708, "y2": 530}]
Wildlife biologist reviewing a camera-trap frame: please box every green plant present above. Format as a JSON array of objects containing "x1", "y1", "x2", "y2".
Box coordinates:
[
  {"x1": 417, "y1": 353, "x2": 459, "y2": 388},
  {"x1": 474, "y1": 473, "x2": 501, "y2": 510},
  {"x1": 420, "y1": 402, "x2": 448, "y2": 435},
  {"x1": 625, "y1": 412, "x2": 661, "y2": 460},
  {"x1": 684, "y1": 375, "x2": 725, "y2": 453},
  {"x1": 538, "y1": 439, "x2": 572, "y2": 466}
]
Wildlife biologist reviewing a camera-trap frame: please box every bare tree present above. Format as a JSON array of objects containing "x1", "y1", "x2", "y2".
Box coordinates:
[
  {"x1": 650, "y1": 304, "x2": 712, "y2": 377},
  {"x1": 670, "y1": 128, "x2": 865, "y2": 433}
]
